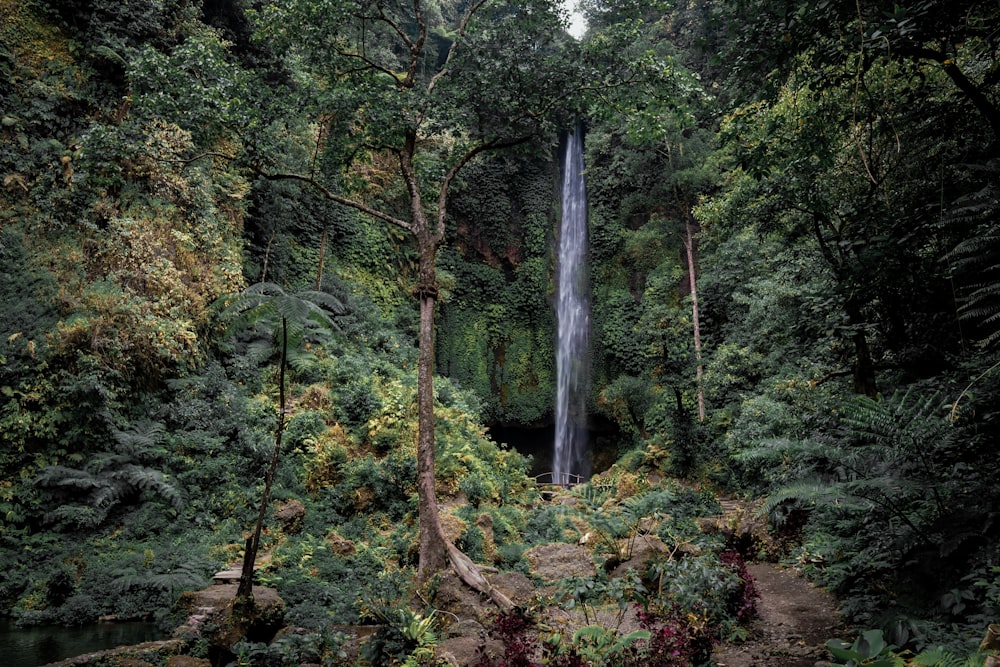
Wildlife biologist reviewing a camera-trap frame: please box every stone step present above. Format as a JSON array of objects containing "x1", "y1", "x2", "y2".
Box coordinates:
[{"x1": 212, "y1": 568, "x2": 243, "y2": 584}]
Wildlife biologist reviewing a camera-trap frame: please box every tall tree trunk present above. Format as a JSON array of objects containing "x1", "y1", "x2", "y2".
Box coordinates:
[
  {"x1": 845, "y1": 298, "x2": 877, "y2": 396},
  {"x1": 238, "y1": 317, "x2": 288, "y2": 601},
  {"x1": 315, "y1": 228, "x2": 327, "y2": 290},
  {"x1": 416, "y1": 242, "x2": 449, "y2": 576},
  {"x1": 684, "y1": 216, "x2": 705, "y2": 422},
  {"x1": 412, "y1": 234, "x2": 513, "y2": 609}
]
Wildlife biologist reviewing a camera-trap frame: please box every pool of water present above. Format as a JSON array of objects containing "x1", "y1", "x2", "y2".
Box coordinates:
[
  {"x1": 489, "y1": 419, "x2": 619, "y2": 482},
  {"x1": 0, "y1": 617, "x2": 167, "y2": 667}
]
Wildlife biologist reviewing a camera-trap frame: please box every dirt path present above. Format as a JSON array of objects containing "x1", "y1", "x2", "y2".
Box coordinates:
[{"x1": 714, "y1": 563, "x2": 845, "y2": 667}]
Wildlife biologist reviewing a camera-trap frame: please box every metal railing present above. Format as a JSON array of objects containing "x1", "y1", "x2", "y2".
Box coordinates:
[{"x1": 534, "y1": 471, "x2": 585, "y2": 488}]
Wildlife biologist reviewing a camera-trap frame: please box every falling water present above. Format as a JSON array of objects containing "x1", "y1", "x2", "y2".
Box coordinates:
[{"x1": 553, "y1": 128, "x2": 590, "y2": 486}]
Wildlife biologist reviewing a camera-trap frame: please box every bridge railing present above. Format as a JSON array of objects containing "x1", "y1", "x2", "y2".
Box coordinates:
[{"x1": 534, "y1": 471, "x2": 585, "y2": 488}]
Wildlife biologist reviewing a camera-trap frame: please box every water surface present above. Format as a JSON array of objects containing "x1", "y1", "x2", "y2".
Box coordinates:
[{"x1": 0, "y1": 617, "x2": 166, "y2": 667}]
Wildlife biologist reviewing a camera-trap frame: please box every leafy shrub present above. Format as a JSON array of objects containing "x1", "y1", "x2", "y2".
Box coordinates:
[
  {"x1": 472, "y1": 608, "x2": 544, "y2": 667},
  {"x1": 524, "y1": 505, "x2": 577, "y2": 545},
  {"x1": 646, "y1": 553, "x2": 741, "y2": 629},
  {"x1": 283, "y1": 410, "x2": 327, "y2": 451},
  {"x1": 719, "y1": 551, "x2": 760, "y2": 624},
  {"x1": 233, "y1": 629, "x2": 348, "y2": 667},
  {"x1": 632, "y1": 604, "x2": 713, "y2": 667},
  {"x1": 337, "y1": 377, "x2": 382, "y2": 427}
]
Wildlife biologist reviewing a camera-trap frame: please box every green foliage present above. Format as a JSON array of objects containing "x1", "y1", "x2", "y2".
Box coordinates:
[
  {"x1": 571, "y1": 625, "x2": 651, "y2": 664},
  {"x1": 435, "y1": 155, "x2": 558, "y2": 424},
  {"x1": 646, "y1": 553, "x2": 741, "y2": 626},
  {"x1": 827, "y1": 629, "x2": 904, "y2": 667},
  {"x1": 129, "y1": 25, "x2": 254, "y2": 144},
  {"x1": 233, "y1": 630, "x2": 349, "y2": 667},
  {"x1": 740, "y1": 388, "x2": 999, "y2": 644}
]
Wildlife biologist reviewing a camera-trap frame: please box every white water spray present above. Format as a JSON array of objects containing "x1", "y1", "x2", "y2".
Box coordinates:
[{"x1": 553, "y1": 128, "x2": 590, "y2": 486}]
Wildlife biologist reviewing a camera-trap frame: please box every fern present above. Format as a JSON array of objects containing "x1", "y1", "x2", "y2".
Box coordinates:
[
  {"x1": 219, "y1": 281, "x2": 344, "y2": 335},
  {"x1": 113, "y1": 559, "x2": 211, "y2": 596},
  {"x1": 215, "y1": 282, "x2": 345, "y2": 599},
  {"x1": 946, "y1": 161, "x2": 1000, "y2": 347},
  {"x1": 758, "y1": 480, "x2": 834, "y2": 513},
  {"x1": 34, "y1": 420, "x2": 184, "y2": 529}
]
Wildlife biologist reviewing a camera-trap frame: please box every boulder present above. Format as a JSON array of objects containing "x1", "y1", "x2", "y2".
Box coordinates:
[
  {"x1": 274, "y1": 499, "x2": 306, "y2": 534},
  {"x1": 173, "y1": 584, "x2": 285, "y2": 651},
  {"x1": 523, "y1": 543, "x2": 596, "y2": 582},
  {"x1": 325, "y1": 530, "x2": 356, "y2": 557}
]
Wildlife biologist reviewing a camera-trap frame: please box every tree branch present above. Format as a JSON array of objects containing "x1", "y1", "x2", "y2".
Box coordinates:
[
  {"x1": 434, "y1": 135, "x2": 531, "y2": 243},
  {"x1": 334, "y1": 47, "x2": 405, "y2": 85},
  {"x1": 904, "y1": 45, "x2": 1000, "y2": 143},
  {"x1": 260, "y1": 171, "x2": 413, "y2": 232},
  {"x1": 427, "y1": 0, "x2": 492, "y2": 94},
  {"x1": 404, "y1": 0, "x2": 426, "y2": 88}
]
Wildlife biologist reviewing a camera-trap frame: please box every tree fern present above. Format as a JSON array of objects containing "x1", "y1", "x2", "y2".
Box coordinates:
[
  {"x1": 215, "y1": 282, "x2": 344, "y2": 600},
  {"x1": 34, "y1": 420, "x2": 183, "y2": 529},
  {"x1": 219, "y1": 282, "x2": 344, "y2": 336}
]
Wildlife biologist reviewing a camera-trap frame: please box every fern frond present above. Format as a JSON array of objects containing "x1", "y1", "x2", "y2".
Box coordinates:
[
  {"x1": 840, "y1": 390, "x2": 951, "y2": 457},
  {"x1": 760, "y1": 480, "x2": 838, "y2": 515},
  {"x1": 113, "y1": 465, "x2": 184, "y2": 511},
  {"x1": 34, "y1": 466, "x2": 104, "y2": 490},
  {"x1": 147, "y1": 566, "x2": 210, "y2": 593},
  {"x1": 910, "y1": 646, "x2": 969, "y2": 667},
  {"x1": 733, "y1": 437, "x2": 828, "y2": 463},
  {"x1": 111, "y1": 569, "x2": 148, "y2": 593},
  {"x1": 89, "y1": 482, "x2": 124, "y2": 509},
  {"x1": 44, "y1": 504, "x2": 106, "y2": 528},
  {"x1": 112, "y1": 419, "x2": 167, "y2": 460}
]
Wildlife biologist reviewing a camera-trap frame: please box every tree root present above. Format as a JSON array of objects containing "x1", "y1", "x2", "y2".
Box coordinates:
[{"x1": 446, "y1": 542, "x2": 513, "y2": 611}]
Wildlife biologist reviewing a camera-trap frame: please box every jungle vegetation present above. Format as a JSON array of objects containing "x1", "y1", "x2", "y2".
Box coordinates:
[{"x1": 1, "y1": 0, "x2": 998, "y2": 665}]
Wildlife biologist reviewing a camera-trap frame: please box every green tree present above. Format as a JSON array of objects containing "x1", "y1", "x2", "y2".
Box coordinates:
[{"x1": 233, "y1": 0, "x2": 608, "y2": 600}]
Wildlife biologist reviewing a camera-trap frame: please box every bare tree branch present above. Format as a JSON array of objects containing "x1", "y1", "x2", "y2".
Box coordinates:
[{"x1": 261, "y1": 171, "x2": 413, "y2": 233}]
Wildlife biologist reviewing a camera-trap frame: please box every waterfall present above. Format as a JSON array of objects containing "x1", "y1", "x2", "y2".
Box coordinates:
[{"x1": 553, "y1": 128, "x2": 590, "y2": 486}]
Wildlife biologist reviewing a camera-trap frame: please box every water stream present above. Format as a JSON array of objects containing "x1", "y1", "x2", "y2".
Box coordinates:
[{"x1": 553, "y1": 128, "x2": 590, "y2": 486}]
